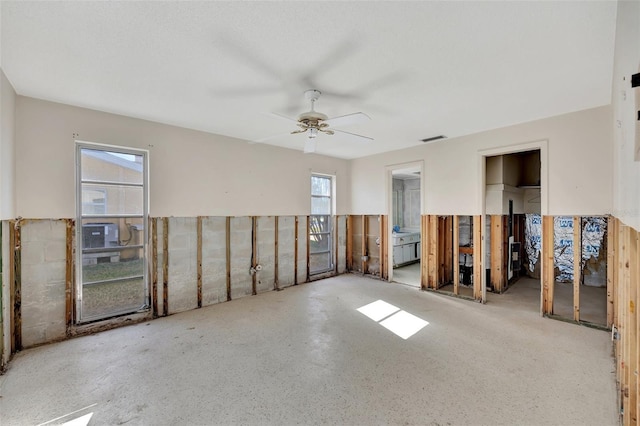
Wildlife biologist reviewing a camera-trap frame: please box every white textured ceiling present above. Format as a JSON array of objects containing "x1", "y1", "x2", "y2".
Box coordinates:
[{"x1": 1, "y1": 1, "x2": 617, "y2": 159}]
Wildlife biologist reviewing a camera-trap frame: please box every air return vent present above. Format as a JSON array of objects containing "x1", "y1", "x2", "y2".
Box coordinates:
[{"x1": 421, "y1": 135, "x2": 447, "y2": 143}]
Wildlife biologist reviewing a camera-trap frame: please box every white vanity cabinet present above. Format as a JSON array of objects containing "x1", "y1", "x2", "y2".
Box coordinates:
[{"x1": 392, "y1": 232, "x2": 421, "y2": 266}]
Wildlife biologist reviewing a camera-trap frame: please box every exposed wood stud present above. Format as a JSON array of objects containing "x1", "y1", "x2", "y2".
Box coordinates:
[
  {"x1": 274, "y1": 216, "x2": 279, "y2": 290},
  {"x1": 9, "y1": 221, "x2": 16, "y2": 352},
  {"x1": 151, "y1": 218, "x2": 158, "y2": 317},
  {"x1": 65, "y1": 219, "x2": 74, "y2": 332},
  {"x1": 361, "y1": 215, "x2": 367, "y2": 274},
  {"x1": 428, "y1": 215, "x2": 438, "y2": 289},
  {"x1": 473, "y1": 215, "x2": 482, "y2": 301},
  {"x1": 573, "y1": 216, "x2": 581, "y2": 322},
  {"x1": 626, "y1": 227, "x2": 638, "y2": 425},
  {"x1": 607, "y1": 216, "x2": 614, "y2": 328},
  {"x1": 542, "y1": 216, "x2": 555, "y2": 315},
  {"x1": 444, "y1": 216, "x2": 453, "y2": 285},
  {"x1": 13, "y1": 220, "x2": 23, "y2": 351},
  {"x1": 306, "y1": 216, "x2": 310, "y2": 283},
  {"x1": 162, "y1": 217, "x2": 169, "y2": 316},
  {"x1": 197, "y1": 216, "x2": 203, "y2": 308},
  {"x1": 294, "y1": 216, "x2": 299, "y2": 285},
  {"x1": 490, "y1": 215, "x2": 505, "y2": 293},
  {"x1": 346, "y1": 216, "x2": 353, "y2": 271},
  {"x1": 420, "y1": 215, "x2": 429, "y2": 290},
  {"x1": 226, "y1": 217, "x2": 231, "y2": 301},
  {"x1": 333, "y1": 216, "x2": 340, "y2": 275},
  {"x1": 453, "y1": 215, "x2": 460, "y2": 295},
  {"x1": 380, "y1": 215, "x2": 388, "y2": 280},
  {"x1": 251, "y1": 216, "x2": 257, "y2": 296}
]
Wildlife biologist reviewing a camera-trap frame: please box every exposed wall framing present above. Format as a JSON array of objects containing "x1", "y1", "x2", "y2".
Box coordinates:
[
  {"x1": 162, "y1": 217, "x2": 169, "y2": 316},
  {"x1": 453, "y1": 215, "x2": 460, "y2": 295},
  {"x1": 65, "y1": 219, "x2": 74, "y2": 333},
  {"x1": 612, "y1": 218, "x2": 639, "y2": 426},
  {"x1": 473, "y1": 215, "x2": 482, "y2": 301},
  {"x1": 197, "y1": 216, "x2": 203, "y2": 308},
  {"x1": 151, "y1": 217, "x2": 158, "y2": 317},
  {"x1": 490, "y1": 215, "x2": 506, "y2": 292},
  {"x1": 573, "y1": 216, "x2": 581, "y2": 322},
  {"x1": 542, "y1": 215, "x2": 555, "y2": 315}
]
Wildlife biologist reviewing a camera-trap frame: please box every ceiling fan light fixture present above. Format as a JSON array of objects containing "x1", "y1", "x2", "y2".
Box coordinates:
[{"x1": 309, "y1": 127, "x2": 318, "y2": 138}]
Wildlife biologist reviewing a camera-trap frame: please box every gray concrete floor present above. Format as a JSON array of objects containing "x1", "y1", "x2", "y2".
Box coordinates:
[
  {"x1": 0, "y1": 274, "x2": 617, "y2": 426},
  {"x1": 392, "y1": 262, "x2": 421, "y2": 287}
]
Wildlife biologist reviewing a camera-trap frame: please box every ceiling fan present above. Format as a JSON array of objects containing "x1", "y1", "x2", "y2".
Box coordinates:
[{"x1": 258, "y1": 90, "x2": 373, "y2": 153}]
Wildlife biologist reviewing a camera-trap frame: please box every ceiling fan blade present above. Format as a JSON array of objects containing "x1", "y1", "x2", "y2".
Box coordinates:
[
  {"x1": 268, "y1": 112, "x2": 299, "y2": 123},
  {"x1": 333, "y1": 129, "x2": 373, "y2": 143},
  {"x1": 324, "y1": 112, "x2": 371, "y2": 128},
  {"x1": 304, "y1": 139, "x2": 317, "y2": 154}
]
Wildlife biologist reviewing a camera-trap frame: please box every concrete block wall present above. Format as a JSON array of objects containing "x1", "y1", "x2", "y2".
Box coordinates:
[
  {"x1": 229, "y1": 217, "x2": 253, "y2": 299},
  {"x1": 337, "y1": 216, "x2": 347, "y2": 274},
  {"x1": 277, "y1": 216, "x2": 296, "y2": 288},
  {"x1": 296, "y1": 216, "x2": 308, "y2": 285},
  {"x1": 201, "y1": 217, "x2": 227, "y2": 305},
  {"x1": 156, "y1": 218, "x2": 166, "y2": 316},
  {"x1": 350, "y1": 216, "x2": 364, "y2": 273},
  {"x1": 256, "y1": 216, "x2": 275, "y2": 293},
  {"x1": 9, "y1": 215, "x2": 344, "y2": 350},
  {"x1": 167, "y1": 217, "x2": 198, "y2": 314},
  {"x1": 366, "y1": 216, "x2": 381, "y2": 276},
  {"x1": 20, "y1": 220, "x2": 67, "y2": 347}
]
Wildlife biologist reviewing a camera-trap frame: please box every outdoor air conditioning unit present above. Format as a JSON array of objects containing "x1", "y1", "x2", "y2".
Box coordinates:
[{"x1": 82, "y1": 223, "x2": 119, "y2": 248}]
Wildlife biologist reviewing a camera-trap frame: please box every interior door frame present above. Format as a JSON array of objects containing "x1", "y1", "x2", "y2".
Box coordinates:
[
  {"x1": 385, "y1": 160, "x2": 425, "y2": 283},
  {"x1": 477, "y1": 139, "x2": 548, "y2": 307}
]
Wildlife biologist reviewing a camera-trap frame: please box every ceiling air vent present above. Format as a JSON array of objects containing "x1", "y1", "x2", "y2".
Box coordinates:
[{"x1": 421, "y1": 135, "x2": 447, "y2": 143}]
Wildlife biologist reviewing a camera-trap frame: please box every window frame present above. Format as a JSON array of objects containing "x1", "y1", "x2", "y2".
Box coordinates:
[
  {"x1": 75, "y1": 142, "x2": 149, "y2": 323},
  {"x1": 310, "y1": 174, "x2": 334, "y2": 275}
]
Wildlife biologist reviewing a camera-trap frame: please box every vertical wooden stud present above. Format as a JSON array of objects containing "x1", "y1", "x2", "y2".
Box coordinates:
[
  {"x1": 197, "y1": 216, "x2": 203, "y2": 308},
  {"x1": 542, "y1": 216, "x2": 555, "y2": 315},
  {"x1": 490, "y1": 215, "x2": 505, "y2": 293},
  {"x1": 162, "y1": 217, "x2": 169, "y2": 316},
  {"x1": 573, "y1": 216, "x2": 581, "y2": 322},
  {"x1": 306, "y1": 216, "x2": 310, "y2": 283},
  {"x1": 346, "y1": 215, "x2": 353, "y2": 272},
  {"x1": 379, "y1": 215, "x2": 384, "y2": 280},
  {"x1": 622, "y1": 225, "x2": 631, "y2": 425},
  {"x1": 607, "y1": 216, "x2": 615, "y2": 328},
  {"x1": 473, "y1": 215, "x2": 482, "y2": 301},
  {"x1": 381, "y1": 215, "x2": 388, "y2": 280},
  {"x1": 226, "y1": 217, "x2": 231, "y2": 301},
  {"x1": 13, "y1": 220, "x2": 22, "y2": 351},
  {"x1": 627, "y1": 227, "x2": 638, "y2": 425},
  {"x1": 274, "y1": 216, "x2": 279, "y2": 290},
  {"x1": 9, "y1": 221, "x2": 16, "y2": 352},
  {"x1": 334, "y1": 215, "x2": 339, "y2": 275},
  {"x1": 428, "y1": 215, "x2": 438, "y2": 289},
  {"x1": 361, "y1": 215, "x2": 367, "y2": 274},
  {"x1": 453, "y1": 215, "x2": 460, "y2": 295},
  {"x1": 151, "y1": 217, "x2": 158, "y2": 317},
  {"x1": 65, "y1": 219, "x2": 74, "y2": 331},
  {"x1": 251, "y1": 216, "x2": 258, "y2": 295},
  {"x1": 420, "y1": 215, "x2": 429, "y2": 290},
  {"x1": 294, "y1": 216, "x2": 299, "y2": 285},
  {"x1": 444, "y1": 216, "x2": 453, "y2": 285}
]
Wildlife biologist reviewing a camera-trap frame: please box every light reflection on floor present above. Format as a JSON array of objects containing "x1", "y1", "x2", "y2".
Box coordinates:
[{"x1": 357, "y1": 299, "x2": 429, "y2": 339}]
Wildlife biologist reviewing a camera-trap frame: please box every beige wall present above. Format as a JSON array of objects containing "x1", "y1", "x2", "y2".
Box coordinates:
[
  {"x1": 15, "y1": 97, "x2": 350, "y2": 218},
  {"x1": 350, "y1": 105, "x2": 613, "y2": 216},
  {"x1": 612, "y1": 0, "x2": 640, "y2": 231},
  {"x1": 1, "y1": 67, "x2": 16, "y2": 366},
  {"x1": 1, "y1": 69, "x2": 15, "y2": 219}
]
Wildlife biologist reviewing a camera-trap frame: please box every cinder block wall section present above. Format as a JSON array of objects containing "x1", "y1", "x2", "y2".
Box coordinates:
[
  {"x1": 20, "y1": 220, "x2": 67, "y2": 347},
  {"x1": 10, "y1": 215, "x2": 353, "y2": 350}
]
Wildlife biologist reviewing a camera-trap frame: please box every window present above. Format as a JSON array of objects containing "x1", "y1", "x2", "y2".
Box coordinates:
[
  {"x1": 76, "y1": 145, "x2": 148, "y2": 322},
  {"x1": 310, "y1": 174, "x2": 333, "y2": 274}
]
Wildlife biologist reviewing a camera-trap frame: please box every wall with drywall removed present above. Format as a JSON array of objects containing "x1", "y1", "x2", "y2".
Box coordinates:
[
  {"x1": 350, "y1": 105, "x2": 612, "y2": 216},
  {"x1": 14, "y1": 97, "x2": 350, "y2": 218}
]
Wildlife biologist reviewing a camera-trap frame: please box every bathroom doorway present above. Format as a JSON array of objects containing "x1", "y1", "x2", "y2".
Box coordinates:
[{"x1": 390, "y1": 166, "x2": 422, "y2": 287}]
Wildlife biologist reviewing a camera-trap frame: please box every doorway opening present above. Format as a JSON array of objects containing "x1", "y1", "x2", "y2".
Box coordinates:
[
  {"x1": 390, "y1": 166, "x2": 421, "y2": 287},
  {"x1": 484, "y1": 149, "x2": 542, "y2": 307}
]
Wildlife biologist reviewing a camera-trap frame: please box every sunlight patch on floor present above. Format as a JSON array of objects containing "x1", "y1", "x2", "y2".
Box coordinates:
[{"x1": 357, "y1": 299, "x2": 428, "y2": 339}]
